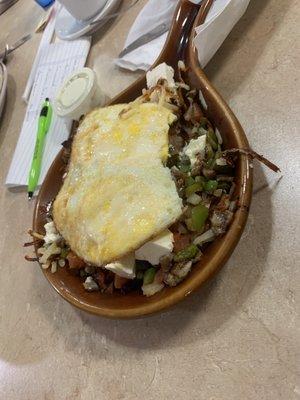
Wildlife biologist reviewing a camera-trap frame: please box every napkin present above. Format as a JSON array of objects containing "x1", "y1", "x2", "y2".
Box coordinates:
[
  {"x1": 115, "y1": 0, "x2": 251, "y2": 71},
  {"x1": 115, "y1": 0, "x2": 178, "y2": 71},
  {"x1": 194, "y1": 0, "x2": 251, "y2": 67}
]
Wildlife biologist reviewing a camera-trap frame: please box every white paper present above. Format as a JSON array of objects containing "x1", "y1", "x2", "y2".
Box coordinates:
[
  {"x1": 6, "y1": 38, "x2": 91, "y2": 188},
  {"x1": 22, "y1": 3, "x2": 60, "y2": 102},
  {"x1": 116, "y1": 0, "x2": 250, "y2": 72},
  {"x1": 115, "y1": 0, "x2": 178, "y2": 71},
  {"x1": 194, "y1": 0, "x2": 251, "y2": 67}
]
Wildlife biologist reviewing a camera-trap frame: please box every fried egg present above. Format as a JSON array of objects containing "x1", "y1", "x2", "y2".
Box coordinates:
[{"x1": 53, "y1": 102, "x2": 182, "y2": 265}]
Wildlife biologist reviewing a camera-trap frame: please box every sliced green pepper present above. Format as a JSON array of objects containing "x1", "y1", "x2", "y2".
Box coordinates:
[
  {"x1": 204, "y1": 180, "x2": 218, "y2": 193},
  {"x1": 199, "y1": 117, "x2": 209, "y2": 129},
  {"x1": 205, "y1": 143, "x2": 214, "y2": 161},
  {"x1": 185, "y1": 176, "x2": 195, "y2": 186},
  {"x1": 174, "y1": 244, "x2": 199, "y2": 262},
  {"x1": 214, "y1": 150, "x2": 222, "y2": 160},
  {"x1": 136, "y1": 271, "x2": 144, "y2": 280},
  {"x1": 207, "y1": 129, "x2": 218, "y2": 150},
  {"x1": 60, "y1": 247, "x2": 70, "y2": 258},
  {"x1": 143, "y1": 268, "x2": 156, "y2": 285},
  {"x1": 195, "y1": 176, "x2": 206, "y2": 185},
  {"x1": 185, "y1": 218, "x2": 194, "y2": 232},
  {"x1": 185, "y1": 182, "x2": 203, "y2": 197},
  {"x1": 205, "y1": 158, "x2": 215, "y2": 169},
  {"x1": 191, "y1": 204, "x2": 209, "y2": 231},
  {"x1": 178, "y1": 155, "x2": 191, "y2": 173}
]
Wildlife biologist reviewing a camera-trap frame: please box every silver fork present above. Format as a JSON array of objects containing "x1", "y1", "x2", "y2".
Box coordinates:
[{"x1": 0, "y1": 33, "x2": 32, "y2": 63}]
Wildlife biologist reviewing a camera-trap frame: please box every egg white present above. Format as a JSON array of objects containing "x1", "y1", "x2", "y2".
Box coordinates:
[{"x1": 53, "y1": 102, "x2": 182, "y2": 265}]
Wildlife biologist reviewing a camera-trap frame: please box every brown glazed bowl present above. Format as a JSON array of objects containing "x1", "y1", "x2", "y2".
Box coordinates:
[{"x1": 33, "y1": 0, "x2": 253, "y2": 318}]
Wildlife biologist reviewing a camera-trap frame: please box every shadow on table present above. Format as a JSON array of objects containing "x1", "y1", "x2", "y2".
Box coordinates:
[{"x1": 204, "y1": 0, "x2": 294, "y2": 99}]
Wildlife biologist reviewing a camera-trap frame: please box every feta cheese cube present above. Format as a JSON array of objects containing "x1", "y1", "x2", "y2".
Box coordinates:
[
  {"x1": 183, "y1": 135, "x2": 206, "y2": 167},
  {"x1": 104, "y1": 252, "x2": 136, "y2": 279},
  {"x1": 135, "y1": 229, "x2": 174, "y2": 265},
  {"x1": 146, "y1": 63, "x2": 175, "y2": 89},
  {"x1": 44, "y1": 221, "x2": 61, "y2": 244}
]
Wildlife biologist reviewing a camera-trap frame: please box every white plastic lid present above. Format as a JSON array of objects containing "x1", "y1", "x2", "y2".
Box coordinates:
[{"x1": 54, "y1": 67, "x2": 97, "y2": 119}]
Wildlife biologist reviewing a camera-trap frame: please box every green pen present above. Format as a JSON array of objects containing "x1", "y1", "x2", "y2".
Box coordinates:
[{"x1": 27, "y1": 98, "x2": 52, "y2": 200}]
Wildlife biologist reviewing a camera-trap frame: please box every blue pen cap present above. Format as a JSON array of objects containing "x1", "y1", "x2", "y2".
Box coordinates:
[{"x1": 34, "y1": 0, "x2": 55, "y2": 9}]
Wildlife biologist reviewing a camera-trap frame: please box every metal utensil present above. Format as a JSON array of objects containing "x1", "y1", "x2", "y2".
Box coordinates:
[
  {"x1": 0, "y1": 33, "x2": 32, "y2": 62},
  {"x1": 0, "y1": 33, "x2": 32, "y2": 121},
  {"x1": 118, "y1": 0, "x2": 206, "y2": 58},
  {"x1": 118, "y1": 21, "x2": 171, "y2": 58},
  {"x1": 0, "y1": 0, "x2": 18, "y2": 15}
]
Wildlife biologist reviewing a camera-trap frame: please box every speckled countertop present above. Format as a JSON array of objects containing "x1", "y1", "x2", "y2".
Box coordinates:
[{"x1": 0, "y1": 1, "x2": 299, "y2": 399}]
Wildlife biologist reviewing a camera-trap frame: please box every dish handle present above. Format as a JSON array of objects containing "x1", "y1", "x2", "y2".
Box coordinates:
[{"x1": 154, "y1": 0, "x2": 213, "y2": 70}]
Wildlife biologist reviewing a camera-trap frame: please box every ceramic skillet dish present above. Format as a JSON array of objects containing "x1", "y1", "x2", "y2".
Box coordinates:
[{"x1": 33, "y1": 0, "x2": 253, "y2": 318}]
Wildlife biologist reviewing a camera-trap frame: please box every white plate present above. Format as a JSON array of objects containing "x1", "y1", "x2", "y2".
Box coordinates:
[
  {"x1": 55, "y1": 0, "x2": 121, "y2": 40},
  {"x1": 0, "y1": 62, "x2": 7, "y2": 120}
]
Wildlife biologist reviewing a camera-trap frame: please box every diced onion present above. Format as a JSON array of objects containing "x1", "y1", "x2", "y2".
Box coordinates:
[
  {"x1": 216, "y1": 158, "x2": 227, "y2": 166},
  {"x1": 177, "y1": 82, "x2": 190, "y2": 91},
  {"x1": 39, "y1": 242, "x2": 61, "y2": 264},
  {"x1": 213, "y1": 189, "x2": 223, "y2": 197},
  {"x1": 178, "y1": 60, "x2": 186, "y2": 71},
  {"x1": 187, "y1": 193, "x2": 201, "y2": 205},
  {"x1": 229, "y1": 200, "x2": 237, "y2": 212},
  {"x1": 42, "y1": 262, "x2": 50, "y2": 270},
  {"x1": 58, "y1": 259, "x2": 65, "y2": 267},
  {"x1": 193, "y1": 229, "x2": 216, "y2": 246},
  {"x1": 51, "y1": 261, "x2": 57, "y2": 274},
  {"x1": 142, "y1": 282, "x2": 164, "y2": 297},
  {"x1": 215, "y1": 128, "x2": 223, "y2": 144}
]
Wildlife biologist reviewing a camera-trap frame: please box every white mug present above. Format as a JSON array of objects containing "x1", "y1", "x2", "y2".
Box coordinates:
[{"x1": 59, "y1": 0, "x2": 108, "y2": 21}]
